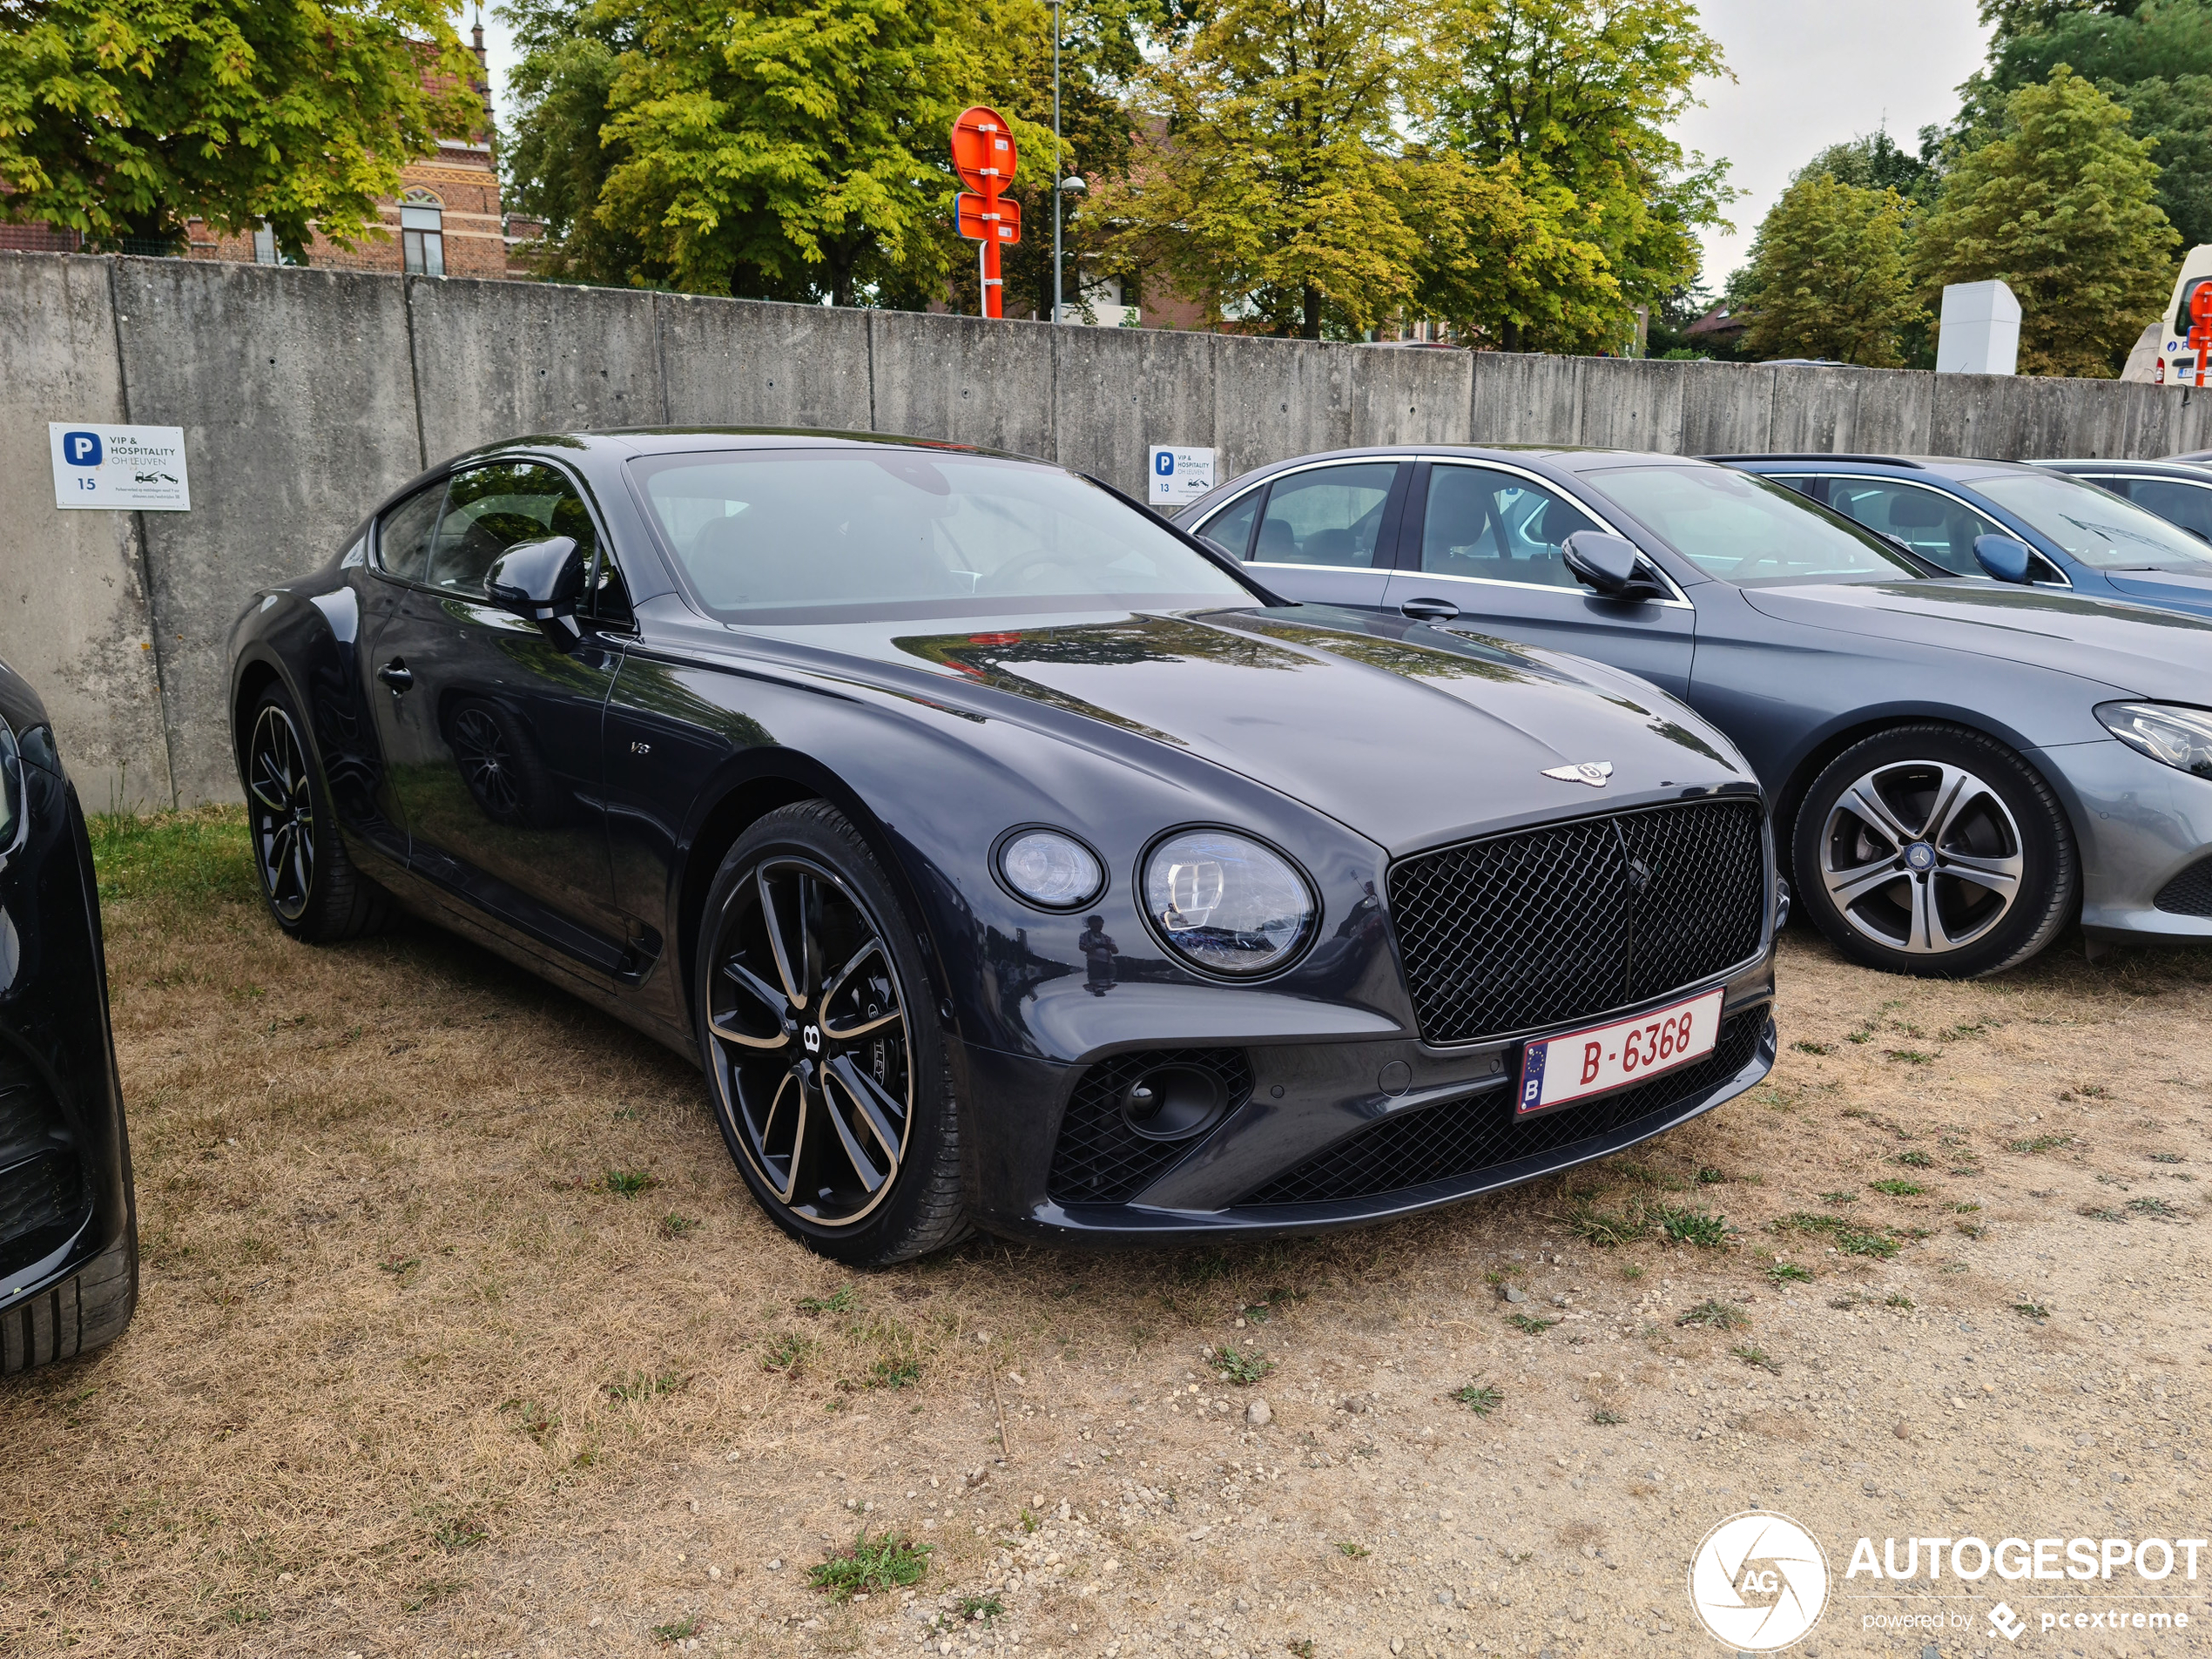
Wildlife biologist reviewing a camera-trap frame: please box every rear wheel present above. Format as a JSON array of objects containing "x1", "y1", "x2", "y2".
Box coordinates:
[
  {"x1": 1793, "y1": 725, "x2": 2074, "y2": 977},
  {"x1": 243, "y1": 684, "x2": 388, "y2": 941},
  {"x1": 695, "y1": 801, "x2": 968, "y2": 1264},
  {"x1": 0, "y1": 1224, "x2": 136, "y2": 1376}
]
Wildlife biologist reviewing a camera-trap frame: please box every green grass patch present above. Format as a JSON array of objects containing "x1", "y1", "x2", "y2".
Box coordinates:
[
  {"x1": 1767, "y1": 1262, "x2": 1814, "y2": 1285},
  {"x1": 809, "y1": 1529, "x2": 932, "y2": 1601},
  {"x1": 2007, "y1": 1134, "x2": 2074, "y2": 1155},
  {"x1": 1506, "y1": 1312, "x2": 1558, "y2": 1335},
  {"x1": 1650, "y1": 1204, "x2": 1731, "y2": 1248},
  {"x1": 1789, "y1": 1041, "x2": 1833, "y2": 1056},
  {"x1": 1730, "y1": 1344, "x2": 1779, "y2": 1374},
  {"x1": 1335, "y1": 1541, "x2": 1370, "y2": 1559},
  {"x1": 958, "y1": 1595, "x2": 1005, "y2": 1625},
  {"x1": 1676, "y1": 1299, "x2": 1747, "y2": 1331},
  {"x1": 1869, "y1": 1179, "x2": 1925, "y2": 1197},
  {"x1": 798, "y1": 1285, "x2": 855, "y2": 1316},
  {"x1": 2012, "y1": 1301, "x2": 2050, "y2": 1322},
  {"x1": 87, "y1": 805, "x2": 258, "y2": 909},
  {"x1": 1894, "y1": 1150, "x2": 1934, "y2": 1168},
  {"x1": 1566, "y1": 1202, "x2": 1650, "y2": 1248},
  {"x1": 1211, "y1": 1345, "x2": 1274, "y2": 1385},
  {"x1": 1450, "y1": 1383, "x2": 1503, "y2": 1415},
  {"x1": 652, "y1": 1616, "x2": 700, "y2": 1642},
  {"x1": 602, "y1": 1169, "x2": 656, "y2": 1198},
  {"x1": 1589, "y1": 1407, "x2": 1624, "y2": 1426}
]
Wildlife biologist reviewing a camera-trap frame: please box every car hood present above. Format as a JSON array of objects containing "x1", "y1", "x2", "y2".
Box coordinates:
[
  {"x1": 1737, "y1": 579, "x2": 2212, "y2": 699},
  {"x1": 2105, "y1": 568, "x2": 2212, "y2": 615},
  {"x1": 792, "y1": 605, "x2": 1753, "y2": 853}
]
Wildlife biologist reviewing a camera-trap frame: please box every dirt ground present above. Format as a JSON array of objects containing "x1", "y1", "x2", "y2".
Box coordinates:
[{"x1": 6, "y1": 808, "x2": 2212, "y2": 1659}]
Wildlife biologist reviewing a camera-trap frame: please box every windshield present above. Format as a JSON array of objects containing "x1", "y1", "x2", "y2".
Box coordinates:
[
  {"x1": 1581, "y1": 464, "x2": 1923, "y2": 584},
  {"x1": 630, "y1": 449, "x2": 1254, "y2": 619},
  {"x1": 1973, "y1": 471, "x2": 2212, "y2": 572}
]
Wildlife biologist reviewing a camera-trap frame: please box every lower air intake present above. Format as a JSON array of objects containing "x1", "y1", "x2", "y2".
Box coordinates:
[
  {"x1": 1240, "y1": 1010, "x2": 1765, "y2": 1207},
  {"x1": 1048, "y1": 1049, "x2": 1254, "y2": 1205}
]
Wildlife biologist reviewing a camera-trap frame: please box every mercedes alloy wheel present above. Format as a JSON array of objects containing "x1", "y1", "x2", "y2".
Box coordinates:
[{"x1": 1794, "y1": 725, "x2": 2075, "y2": 977}]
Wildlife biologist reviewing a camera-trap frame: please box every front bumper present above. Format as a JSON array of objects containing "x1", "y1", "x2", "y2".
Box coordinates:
[
  {"x1": 0, "y1": 759, "x2": 132, "y2": 1316},
  {"x1": 2035, "y1": 738, "x2": 2212, "y2": 942},
  {"x1": 960, "y1": 951, "x2": 1777, "y2": 1244}
]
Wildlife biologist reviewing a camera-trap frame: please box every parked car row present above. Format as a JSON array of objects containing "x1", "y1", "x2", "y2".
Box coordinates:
[{"x1": 14, "y1": 426, "x2": 2210, "y2": 1369}]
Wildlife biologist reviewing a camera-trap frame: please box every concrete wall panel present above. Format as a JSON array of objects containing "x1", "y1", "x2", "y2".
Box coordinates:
[
  {"x1": 1052, "y1": 327, "x2": 1217, "y2": 496},
  {"x1": 1469, "y1": 354, "x2": 1580, "y2": 447},
  {"x1": 1845, "y1": 369, "x2": 1934, "y2": 453},
  {"x1": 1678, "y1": 363, "x2": 1776, "y2": 455},
  {"x1": 110, "y1": 258, "x2": 428, "y2": 804},
  {"x1": 0, "y1": 257, "x2": 171, "y2": 808},
  {"x1": 868, "y1": 310, "x2": 1056, "y2": 457},
  {"x1": 1766, "y1": 368, "x2": 1865, "y2": 455},
  {"x1": 408, "y1": 277, "x2": 666, "y2": 462},
  {"x1": 1349, "y1": 347, "x2": 1474, "y2": 448},
  {"x1": 1578, "y1": 357, "x2": 1685, "y2": 452},
  {"x1": 658, "y1": 295, "x2": 873, "y2": 431},
  {"x1": 1211, "y1": 334, "x2": 1353, "y2": 479}
]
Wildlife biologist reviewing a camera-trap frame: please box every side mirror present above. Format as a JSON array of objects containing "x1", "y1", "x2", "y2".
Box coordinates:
[
  {"x1": 1562, "y1": 531, "x2": 1666, "y2": 601},
  {"x1": 484, "y1": 536, "x2": 586, "y2": 621},
  {"x1": 1973, "y1": 534, "x2": 2035, "y2": 584}
]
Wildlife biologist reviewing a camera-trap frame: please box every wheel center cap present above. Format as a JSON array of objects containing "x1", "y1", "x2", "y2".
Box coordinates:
[
  {"x1": 1904, "y1": 841, "x2": 1937, "y2": 873},
  {"x1": 802, "y1": 1024, "x2": 821, "y2": 1055}
]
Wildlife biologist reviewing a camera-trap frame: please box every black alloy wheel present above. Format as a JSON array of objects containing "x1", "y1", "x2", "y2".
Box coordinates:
[
  {"x1": 697, "y1": 801, "x2": 967, "y2": 1264},
  {"x1": 240, "y1": 684, "x2": 389, "y2": 942},
  {"x1": 246, "y1": 699, "x2": 316, "y2": 924},
  {"x1": 1793, "y1": 724, "x2": 2075, "y2": 978}
]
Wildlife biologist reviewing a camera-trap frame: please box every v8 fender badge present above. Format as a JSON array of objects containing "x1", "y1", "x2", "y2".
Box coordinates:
[{"x1": 1542, "y1": 760, "x2": 1614, "y2": 787}]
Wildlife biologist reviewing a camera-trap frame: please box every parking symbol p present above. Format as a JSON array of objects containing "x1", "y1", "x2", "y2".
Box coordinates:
[
  {"x1": 63, "y1": 431, "x2": 102, "y2": 467},
  {"x1": 1154, "y1": 450, "x2": 1175, "y2": 476}
]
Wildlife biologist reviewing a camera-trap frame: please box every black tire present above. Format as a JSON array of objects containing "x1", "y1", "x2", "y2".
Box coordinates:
[
  {"x1": 243, "y1": 683, "x2": 389, "y2": 942},
  {"x1": 1, "y1": 1223, "x2": 136, "y2": 1376},
  {"x1": 1792, "y1": 724, "x2": 2075, "y2": 978},
  {"x1": 695, "y1": 800, "x2": 968, "y2": 1265}
]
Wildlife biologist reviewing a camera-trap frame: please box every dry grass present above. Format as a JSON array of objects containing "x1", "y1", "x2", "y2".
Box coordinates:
[{"x1": 7, "y1": 808, "x2": 2212, "y2": 1656}]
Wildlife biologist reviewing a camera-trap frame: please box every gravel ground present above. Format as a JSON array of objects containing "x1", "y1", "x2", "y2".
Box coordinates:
[{"x1": 6, "y1": 813, "x2": 2211, "y2": 1659}]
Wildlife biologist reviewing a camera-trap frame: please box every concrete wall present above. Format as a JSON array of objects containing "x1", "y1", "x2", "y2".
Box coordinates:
[{"x1": 5, "y1": 251, "x2": 2212, "y2": 806}]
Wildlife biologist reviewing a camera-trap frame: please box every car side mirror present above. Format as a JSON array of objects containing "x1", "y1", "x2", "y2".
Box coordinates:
[
  {"x1": 484, "y1": 536, "x2": 586, "y2": 622},
  {"x1": 1973, "y1": 534, "x2": 2035, "y2": 584},
  {"x1": 1562, "y1": 531, "x2": 1666, "y2": 601}
]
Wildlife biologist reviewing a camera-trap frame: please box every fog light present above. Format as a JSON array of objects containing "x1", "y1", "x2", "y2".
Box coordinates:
[{"x1": 1120, "y1": 1063, "x2": 1229, "y2": 1142}]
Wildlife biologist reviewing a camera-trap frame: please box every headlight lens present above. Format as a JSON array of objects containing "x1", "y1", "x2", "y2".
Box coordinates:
[
  {"x1": 2097, "y1": 702, "x2": 2212, "y2": 779},
  {"x1": 1143, "y1": 830, "x2": 1315, "y2": 976},
  {"x1": 998, "y1": 829, "x2": 1104, "y2": 908}
]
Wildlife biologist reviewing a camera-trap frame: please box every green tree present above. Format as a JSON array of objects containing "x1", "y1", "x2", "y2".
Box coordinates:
[
  {"x1": 1735, "y1": 172, "x2": 1924, "y2": 366},
  {"x1": 498, "y1": 0, "x2": 646, "y2": 281},
  {"x1": 1395, "y1": 150, "x2": 1623, "y2": 351},
  {"x1": 586, "y1": 0, "x2": 993, "y2": 302},
  {"x1": 0, "y1": 0, "x2": 479, "y2": 255},
  {"x1": 1964, "y1": 0, "x2": 2212, "y2": 244},
  {"x1": 1418, "y1": 0, "x2": 1733, "y2": 347},
  {"x1": 1091, "y1": 0, "x2": 1416, "y2": 338},
  {"x1": 1914, "y1": 64, "x2": 2178, "y2": 376}
]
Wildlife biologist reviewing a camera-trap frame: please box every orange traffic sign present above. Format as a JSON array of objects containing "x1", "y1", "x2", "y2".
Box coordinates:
[
  {"x1": 951, "y1": 105, "x2": 1018, "y2": 193},
  {"x1": 957, "y1": 192, "x2": 1022, "y2": 245}
]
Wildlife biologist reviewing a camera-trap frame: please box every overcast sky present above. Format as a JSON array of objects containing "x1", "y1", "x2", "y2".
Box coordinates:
[{"x1": 467, "y1": 0, "x2": 1993, "y2": 293}]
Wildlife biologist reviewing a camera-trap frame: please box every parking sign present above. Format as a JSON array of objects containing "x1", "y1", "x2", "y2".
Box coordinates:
[
  {"x1": 1148, "y1": 445, "x2": 1217, "y2": 507},
  {"x1": 48, "y1": 422, "x2": 191, "y2": 511}
]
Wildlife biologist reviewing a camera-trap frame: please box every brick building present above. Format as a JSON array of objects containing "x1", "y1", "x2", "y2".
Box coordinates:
[{"x1": 0, "y1": 23, "x2": 535, "y2": 277}]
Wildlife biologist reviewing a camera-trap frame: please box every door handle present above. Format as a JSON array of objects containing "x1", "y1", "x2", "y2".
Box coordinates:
[
  {"x1": 377, "y1": 658, "x2": 414, "y2": 692},
  {"x1": 1399, "y1": 596, "x2": 1460, "y2": 622}
]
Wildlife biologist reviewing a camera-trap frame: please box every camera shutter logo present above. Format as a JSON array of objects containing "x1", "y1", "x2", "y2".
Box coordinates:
[
  {"x1": 1688, "y1": 1511, "x2": 1829, "y2": 1652},
  {"x1": 63, "y1": 431, "x2": 103, "y2": 468}
]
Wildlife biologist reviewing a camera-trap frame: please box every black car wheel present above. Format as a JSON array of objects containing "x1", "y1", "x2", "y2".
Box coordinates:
[
  {"x1": 244, "y1": 685, "x2": 388, "y2": 942},
  {"x1": 1794, "y1": 725, "x2": 2075, "y2": 977},
  {"x1": 696, "y1": 801, "x2": 967, "y2": 1264}
]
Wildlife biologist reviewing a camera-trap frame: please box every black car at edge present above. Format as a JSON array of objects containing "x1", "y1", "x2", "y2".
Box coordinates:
[
  {"x1": 0, "y1": 661, "x2": 138, "y2": 1375},
  {"x1": 227, "y1": 429, "x2": 1779, "y2": 1264}
]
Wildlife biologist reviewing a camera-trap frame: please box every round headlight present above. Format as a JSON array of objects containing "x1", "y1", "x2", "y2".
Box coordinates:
[
  {"x1": 1142, "y1": 830, "x2": 1315, "y2": 976},
  {"x1": 998, "y1": 829, "x2": 1105, "y2": 909}
]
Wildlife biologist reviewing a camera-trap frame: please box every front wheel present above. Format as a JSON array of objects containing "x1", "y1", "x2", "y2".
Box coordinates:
[
  {"x1": 694, "y1": 800, "x2": 968, "y2": 1264},
  {"x1": 1792, "y1": 724, "x2": 2075, "y2": 978},
  {"x1": 242, "y1": 684, "x2": 389, "y2": 942}
]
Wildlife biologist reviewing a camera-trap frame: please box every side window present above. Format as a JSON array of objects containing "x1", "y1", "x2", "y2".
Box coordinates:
[
  {"x1": 2111, "y1": 478, "x2": 2212, "y2": 545},
  {"x1": 1251, "y1": 464, "x2": 1397, "y2": 568},
  {"x1": 1824, "y1": 480, "x2": 2001, "y2": 576},
  {"x1": 1419, "y1": 466, "x2": 1599, "y2": 588},
  {"x1": 1196, "y1": 490, "x2": 1262, "y2": 561},
  {"x1": 375, "y1": 482, "x2": 447, "y2": 584},
  {"x1": 429, "y1": 462, "x2": 600, "y2": 597}
]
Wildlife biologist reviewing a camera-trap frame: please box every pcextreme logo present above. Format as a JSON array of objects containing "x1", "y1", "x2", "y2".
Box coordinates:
[{"x1": 1689, "y1": 1511, "x2": 1831, "y2": 1652}]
